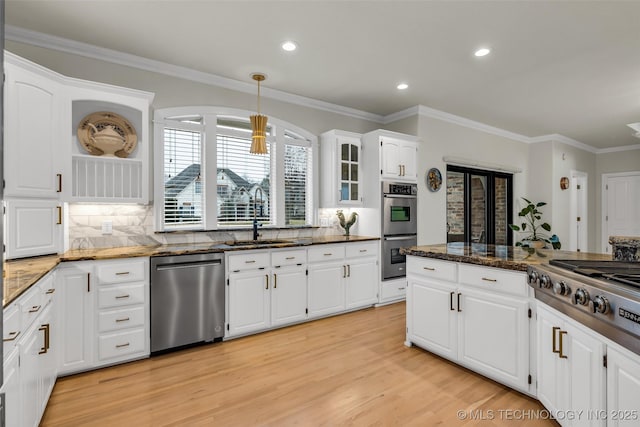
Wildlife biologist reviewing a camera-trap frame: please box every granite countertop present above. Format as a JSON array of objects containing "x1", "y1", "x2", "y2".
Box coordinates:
[
  {"x1": 3, "y1": 235, "x2": 378, "y2": 307},
  {"x1": 401, "y1": 243, "x2": 613, "y2": 272}
]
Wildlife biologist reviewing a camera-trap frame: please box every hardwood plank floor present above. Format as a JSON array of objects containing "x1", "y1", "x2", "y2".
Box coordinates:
[{"x1": 42, "y1": 303, "x2": 557, "y2": 426}]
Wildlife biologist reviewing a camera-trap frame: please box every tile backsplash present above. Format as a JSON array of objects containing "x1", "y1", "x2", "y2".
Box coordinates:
[{"x1": 68, "y1": 204, "x2": 341, "y2": 249}]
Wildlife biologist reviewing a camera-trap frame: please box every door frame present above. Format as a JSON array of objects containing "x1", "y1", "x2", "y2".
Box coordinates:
[
  {"x1": 601, "y1": 171, "x2": 640, "y2": 254},
  {"x1": 569, "y1": 170, "x2": 588, "y2": 252}
]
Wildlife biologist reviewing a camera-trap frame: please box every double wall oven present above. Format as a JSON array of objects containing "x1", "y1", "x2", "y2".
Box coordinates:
[{"x1": 381, "y1": 181, "x2": 417, "y2": 280}]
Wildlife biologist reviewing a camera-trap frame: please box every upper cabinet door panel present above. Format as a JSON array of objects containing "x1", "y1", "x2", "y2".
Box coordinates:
[{"x1": 5, "y1": 61, "x2": 63, "y2": 198}]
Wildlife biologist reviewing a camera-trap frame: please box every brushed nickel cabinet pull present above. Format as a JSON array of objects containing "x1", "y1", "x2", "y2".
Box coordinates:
[
  {"x1": 359, "y1": 249, "x2": 367, "y2": 253},
  {"x1": 457, "y1": 293, "x2": 462, "y2": 312},
  {"x1": 423, "y1": 266, "x2": 435, "y2": 271},
  {"x1": 87, "y1": 273, "x2": 91, "y2": 292},
  {"x1": 552, "y1": 326, "x2": 560, "y2": 354},
  {"x1": 115, "y1": 272, "x2": 130, "y2": 276},
  {"x1": 274, "y1": 274, "x2": 278, "y2": 289},
  {"x1": 324, "y1": 253, "x2": 333, "y2": 256},
  {"x1": 399, "y1": 165, "x2": 403, "y2": 176},
  {"x1": 245, "y1": 260, "x2": 256, "y2": 264},
  {"x1": 347, "y1": 264, "x2": 351, "y2": 278},
  {"x1": 3, "y1": 331, "x2": 20, "y2": 342},
  {"x1": 56, "y1": 173, "x2": 62, "y2": 193},
  {"x1": 265, "y1": 274, "x2": 269, "y2": 290},
  {"x1": 29, "y1": 305, "x2": 41, "y2": 313},
  {"x1": 343, "y1": 265, "x2": 347, "y2": 278},
  {"x1": 116, "y1": 343, "x2": 130, "y2": 348},
  {"x1": 558, "y1": 330, "x2": 568, "y2": 359},
  {"x1": 450, "y1": 292, "x2": 455, "y2": 311},
  {"x1": 285, "y1": 256, "x2": 295, "y2": 260},
  {"x1": 38, "y1": 324, "x2": 50, "y2": 354},
  {"x1": 46, "y1": 288, "x2": 55, "y2": 294},
  {"x1": 482, "y1": 277, "x2": 497, "y2": 283},
  {"x1": 115, "y1": 317, "x2": 130, "y2": 323},
  {"x1": 115, "y1": 294, "x2": 130, "y2": 299},
  {"x1": 56, "y1": 206, "x2": 62, "y2": 225}
]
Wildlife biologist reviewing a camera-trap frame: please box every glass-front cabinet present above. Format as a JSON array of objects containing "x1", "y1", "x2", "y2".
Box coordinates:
[{"x1": 320, "y1": 129, "x2": 363, "y2": 207}]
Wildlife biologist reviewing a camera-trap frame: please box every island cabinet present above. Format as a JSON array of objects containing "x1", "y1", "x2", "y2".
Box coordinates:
[
  {"x1": 406, "y1": 256, "x2": 532, "y2": 394},
  {"x1": 226, "y1": 248, "x2": 308, "y2": 337},
  {"x1": 57, "y1": 258, "x2": 150, "y2": 376},
  {"x1": 2, "y1": 270, "x2": 58, "y2": 427},
  {"x1": 607, "y1": 346, "x2": 640, "y2": 427}
]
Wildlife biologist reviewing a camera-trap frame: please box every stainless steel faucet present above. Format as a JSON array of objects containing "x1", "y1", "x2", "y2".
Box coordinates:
[{"x1": 253, "y1": 187, "x2": 263, "y2": 240}]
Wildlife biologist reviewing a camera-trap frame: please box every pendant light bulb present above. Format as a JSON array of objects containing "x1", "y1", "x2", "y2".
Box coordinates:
[{"x1": 250, "y1": 73, "x2": 268, "y2": 155}]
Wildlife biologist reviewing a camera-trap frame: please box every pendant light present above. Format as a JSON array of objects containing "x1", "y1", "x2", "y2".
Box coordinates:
[{"x1": 250, "y1": 73, "x2": 268, "y2": 155}]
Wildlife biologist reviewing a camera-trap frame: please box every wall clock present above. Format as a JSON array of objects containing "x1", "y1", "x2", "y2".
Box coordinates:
[{"x1": 426, "y1": 168, "x2": 442, "y2": 192}]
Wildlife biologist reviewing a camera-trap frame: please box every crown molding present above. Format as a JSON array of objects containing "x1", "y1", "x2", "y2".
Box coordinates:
[
  {"x1": 529, "y1": 134, "x2": 599, "y2": 153},
  {"x1": 5, "y1": 25, "x2": 384, "y2": 124},
  {"x1": 596, "y1": 144, "x2": 640, "y2": 154}
]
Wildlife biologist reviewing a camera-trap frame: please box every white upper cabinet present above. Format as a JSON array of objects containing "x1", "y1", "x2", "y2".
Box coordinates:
[
  {"x1": 363, "y1": 130, "x2": 418, "y2": 183},
  {"x1": 320, "y1": 130, "x2": 363, "y2": 207},
  {"x1": 4, "y1": 54, "x2": 64, "y2": 199}
]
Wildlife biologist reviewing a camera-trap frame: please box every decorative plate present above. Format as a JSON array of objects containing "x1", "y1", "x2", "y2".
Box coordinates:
[
  {"x1": 77, "y1": 111, "x2": 137, "y2": 158},
  {"x1": 426, "y1": 167, "x2": 442, "y2": 192}
]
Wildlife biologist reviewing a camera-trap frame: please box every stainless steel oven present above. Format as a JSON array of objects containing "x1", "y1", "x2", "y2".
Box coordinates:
[
  {"x1": 382, "y1": 234, "x2": 418, "y2": 280},
  {"x1": 381, "y1": 181, "x2": 417, "y2": 280},
  {"x1": 382, "y1": 181, "x2": 417, "y2": 236}
]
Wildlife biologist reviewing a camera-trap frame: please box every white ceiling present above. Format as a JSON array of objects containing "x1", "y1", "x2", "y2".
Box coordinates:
[{"x1": 5, "y1": 0, "x2": 640, "y2": 150}]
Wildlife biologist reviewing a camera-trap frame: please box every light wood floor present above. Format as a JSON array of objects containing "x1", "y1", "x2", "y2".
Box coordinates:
[{"x1": 42, "y1": 303, "x2": 557, "y2": 426}]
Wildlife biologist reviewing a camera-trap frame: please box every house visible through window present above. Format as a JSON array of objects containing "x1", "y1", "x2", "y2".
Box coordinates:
[{"x1": 155, "y1": 107, "x2": 316, "y2": 230}]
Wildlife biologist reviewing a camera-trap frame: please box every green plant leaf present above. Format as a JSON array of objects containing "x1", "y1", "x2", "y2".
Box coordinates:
[
  {"x1": 522, "y1": 197, "x2": 532, "y2": 204},
  {"x1": 541, "y1": 223, "x2": 551, "y2": 232},
  {"x1": 509, "y1": 224, "x2": 520, "y2": 231},
  {"x1": 521, "y1": 223, "x2": 527, "y2": 231},
  {"x1": 536, "y1": 202, "x2": 547, "y2": 207}
]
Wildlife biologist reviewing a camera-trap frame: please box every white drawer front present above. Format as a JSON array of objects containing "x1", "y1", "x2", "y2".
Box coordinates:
[
  {"x1": 407, "y1": 257, "x2": 457, "y2": 283},
  {"x1": 228, "y1": 252, "x2": 270, "y2": 272},
  {"x1": 345, "y1": 241, "x2": 378, "y2": 259},
  {"x1": 381, "y1": 281, "x2": 406, "y2": 300},
  {"x1": 458, "y1": 264, "x2": 528, "y2": 297},
  {"x1": 98, "y1": 328, "x2": 146, "y2": 361},
  {"x1": 98, "y1": 283, "x2": 146, "y2": 309},
  {"x1": 271, "y1": 249, "x2": 307, "y2": 267},
  {"x1": 3, "y1": 304, "x2": 21, "y2": 353},
  {"x1": 97, "y1": 260, "x2": 146, "y2": 284},
  {"x1": 98, "y1": 306, "x2": 145, "y2": 333},
  {"x1": 38, "y1": 274, "x2": 56, "y2": 306},
  {"x1": 19, "y1": 285, "x2": 43, "y2": 330},
  {"x1": 308, "y1": 244, "x2": 345, "y2": 263}
]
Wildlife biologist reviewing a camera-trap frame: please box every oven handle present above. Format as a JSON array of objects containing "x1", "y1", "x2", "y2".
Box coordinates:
[
  {"x1": 383, "y1": 194, "x2": 417, "y2": 199},
  {"x1": 384, "y1": 236, "x2": 417, "y2": 241}
]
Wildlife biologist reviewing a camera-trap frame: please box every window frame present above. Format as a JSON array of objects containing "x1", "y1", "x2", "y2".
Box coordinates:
[{"x1": 154, "y1": 106, "x2": 318, "y2": 231}]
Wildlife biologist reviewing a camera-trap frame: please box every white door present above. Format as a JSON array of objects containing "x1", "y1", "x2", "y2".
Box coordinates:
[
  {"x1": 537, "y1": 305, "x2": 567, "y2": 417},
  {"x1": 398, "y1": 142, "x2": 417, "y2": 181},
  {"x1": 1, "y1": 348, "x2": 22, "y2": 427},
  {"x1": 5, "y1": 199, "x2": 62, "y2": 259},
  {"x1": 228, "y1": 272, "x2": 270, "y2": 336},
  {"x1": 380, "y1": 139, "x2": 401, "y2": 179},
  {"x1": 271, "y1": 266, "x2": 307, "y2": 326},
  {"x1": 606, "y1": 346, "x2": 640, "y2": 427},
  {"x1": 20, "y1": 321, "x2": 43, "y2": 427},
  {"x1": 407, "y1": 279, "x2": 457, "y2": 360},
  {"x1": 569, "y1": 170, "x2": 588, "y2": 252},
  {"x1": 457, "y1": 287, "x2": 530, "y2": 392},
  {"x1": 345, "y1": 258, "x2": 378, "y2": 309},
  {"x1": 603, "y1": 173, "x2": 640, "y2": 253}
]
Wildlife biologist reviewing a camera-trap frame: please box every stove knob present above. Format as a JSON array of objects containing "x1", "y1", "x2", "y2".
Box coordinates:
[
  {"x1": 591, "y1": 295, "x2": 610, "y2": 314},
  {"x1": 539, "y1": 275, "x2": 552, "y2": 289},
  {"x1": 527, "y1": 270, "x2": 539, "y2": 285},
  {"x1": 553, "y1": 281, "x2": 571, "y2": 296},
  {"x1": 573, "y1": 288, "x2": 590, "y2": 306}
]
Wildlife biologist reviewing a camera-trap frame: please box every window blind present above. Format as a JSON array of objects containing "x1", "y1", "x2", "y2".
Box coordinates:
[
  {"x1": 284, "y1": 144, "x2": 311, "y2": 225},
  {"x1": 163, "y1": 127, "x2": 202, "y2": 227}
]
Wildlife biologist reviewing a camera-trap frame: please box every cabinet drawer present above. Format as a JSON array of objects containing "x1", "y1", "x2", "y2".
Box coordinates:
[
  {"x1": 458, "y1": 264, "x2": 527, "y2": 297},
  {"x1": 97, "y1": 260, "x2": 146, "y2": 284},
  {"x1": 3, "y1": 304, "x2": 21, "y2": 353},
  {"x1": 98, "y1": 306, "x2": 145, "y2": 333},
  {"x1": 407, "y1": 257, "x2": 457, "y2": 282},
  {"x1": 19, "y1": 285, "x2": 43, "y2": 330},
  {"x1": 272, "y1": 249, "x2": 307, "y2": 267},
  {"x1": 98, "y1": 283, "x2": 146, "y2": 309},
  {"x1": 381, "y1": 281, "x2": 406, "y2": 300},
  {"x1": 98, "y1": 328, "x2": 145, "y2": 361},
  {"x1": 345, "y1": 241, "x2": 378, "y2": 259},
  {"x1": 38, "y1": 274, "x2": 56, "y2": 306},
  {"x1": 228, "y1": 251, "x2": 270, "y2": 272},
  {"x1": 308, "y1": 244, "x2": 345, "y2": 263}
]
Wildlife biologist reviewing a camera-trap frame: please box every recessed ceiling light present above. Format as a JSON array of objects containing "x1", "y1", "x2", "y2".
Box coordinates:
[
  {"x1": 397, "y1": 83, "x2": 409, "y2": 90},
  {"x1": 281, "y1": 41, "x2": 297, "y2": 52},
  {"x1": 474, "y1": 48, "x2": 491, "y2": 57}
]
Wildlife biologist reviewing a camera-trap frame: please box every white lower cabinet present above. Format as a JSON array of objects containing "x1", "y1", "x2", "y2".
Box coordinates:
[
  {"x1": 57, "y1": 258, "x2": 150, "y2": 375},
  {"x1": 1, "y1": 347, "x2": 21, "y2": 427},
  {"x1": 607, "y1": 346, "x2": 640, "y2": 427},
  {"x1": 406, "y1": 256, "x2": 532, "y2": 393},
  {"x1": 228, "y1": 270, "x2": 271, "y2": 336},
  {"x1": 307, "y1": 261, "x2": 345, "y2": 318},
  {"x1": 271, "y1": 264, "x2": 307, "y2": 326}
]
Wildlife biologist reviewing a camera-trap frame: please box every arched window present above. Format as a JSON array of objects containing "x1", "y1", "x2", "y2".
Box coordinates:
[{"x1": 154, "y1": 107, "x2": 317, "y2": 231}]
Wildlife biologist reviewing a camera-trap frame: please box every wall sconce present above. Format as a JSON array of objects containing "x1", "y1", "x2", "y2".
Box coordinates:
[
  {"x1": 560, "y1": 177, "x2": 569, "y2": 190},
  {"x1": 250, "y1": 73, "x2": 268, "y2": 155}
]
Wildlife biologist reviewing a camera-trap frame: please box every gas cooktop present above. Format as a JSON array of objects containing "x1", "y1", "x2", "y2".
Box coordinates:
[{"x1": 549, "y1": 259, "x2": 640, "y2": 287}]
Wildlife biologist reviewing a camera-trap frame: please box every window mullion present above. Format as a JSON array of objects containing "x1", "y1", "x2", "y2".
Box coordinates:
[{"x1": 204, "y1": 113, "x2": 218, "y2": 230}]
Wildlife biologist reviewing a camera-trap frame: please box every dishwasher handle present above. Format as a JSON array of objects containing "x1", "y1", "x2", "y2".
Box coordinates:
[{"x1": 155, "y1": 259, "x2": 222, "y2": 271}]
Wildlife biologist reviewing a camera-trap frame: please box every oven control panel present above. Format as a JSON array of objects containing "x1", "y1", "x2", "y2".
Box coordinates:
[{"x1": 383, "y1": 181, "x2": 417, "y2": 196}]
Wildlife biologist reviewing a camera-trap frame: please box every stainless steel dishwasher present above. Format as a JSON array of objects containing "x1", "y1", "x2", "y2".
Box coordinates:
[{"x1": 150, "y1": 252, "x2": 225, "y2": 353}]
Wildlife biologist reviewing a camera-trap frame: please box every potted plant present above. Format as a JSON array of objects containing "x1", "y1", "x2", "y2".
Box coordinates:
[{"x1": 509, "y1": 197, "x2": 561, "y2": 250}]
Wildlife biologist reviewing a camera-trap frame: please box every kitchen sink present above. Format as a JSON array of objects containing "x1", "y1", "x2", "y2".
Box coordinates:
[{"x1": 224, "y1": 239, "x2": 294, "y2": 247}]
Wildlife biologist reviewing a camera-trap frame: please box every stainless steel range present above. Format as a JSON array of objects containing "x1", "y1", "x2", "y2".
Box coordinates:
[{"x1": 528, "y1": 260, "x2": 640, "y2": 355}]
